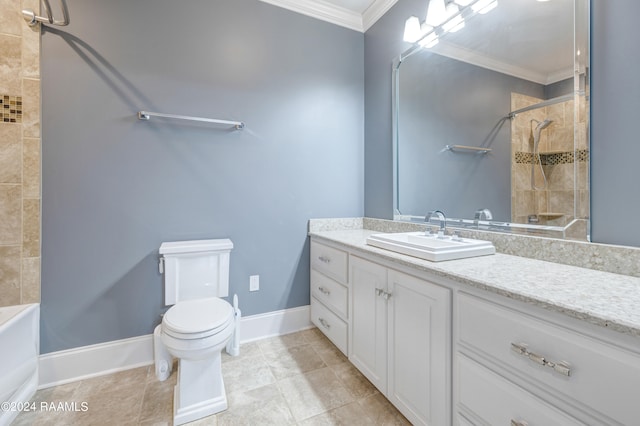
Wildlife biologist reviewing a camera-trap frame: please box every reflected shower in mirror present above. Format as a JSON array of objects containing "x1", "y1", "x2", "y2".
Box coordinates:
[{"x1": 393, "y1": 0, "x2": 589, "y2": 240}]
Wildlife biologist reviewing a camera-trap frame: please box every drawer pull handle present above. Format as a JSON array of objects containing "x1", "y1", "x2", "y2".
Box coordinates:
[
  {"x1": 319, "y1": 318, "x2": 331, "y2": 329},
  {"x1": 510, "y1": 420, "x2": 528, "y2": 426},
  {"x1": 318, "y1": 256, "x2": 331, "y2": 264},
  {"x1": 318, "y1": 286, "x2": 331, "y2": 295},
  {"x1": 511, "y1": 343, "x2": 571, "y2": 377},
  {"x1": 375, "y1": 288, "x2": 392, "y2": 300}
]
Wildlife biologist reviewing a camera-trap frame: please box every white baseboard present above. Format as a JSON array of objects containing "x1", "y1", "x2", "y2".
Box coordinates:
[
  {"x1": 38, "y1": 305, "x2": 311, "y2": 389},
  {"x1": 238, "y1": 304, "x2": 313, "y2": 343},
  {"x1": 38, "y1": 334, "x2": 154, "y2": 389}
]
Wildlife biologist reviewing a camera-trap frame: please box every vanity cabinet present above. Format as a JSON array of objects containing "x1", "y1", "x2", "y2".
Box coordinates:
[
  {"x1": 456, "y1": 292, "x2": 640, "y2": 426},
  {"x1": 309, "y1": 233, "x2": 640, "y2": 426},
  {"x1": 350, "y1": 255, "x2": 451, "y2": 426},
  {"x1": 309, "y1": 241, "x2": 349, "y2": 354}
]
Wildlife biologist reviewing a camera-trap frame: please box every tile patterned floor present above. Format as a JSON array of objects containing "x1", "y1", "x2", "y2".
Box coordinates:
[{"x1": 14, "y1": 328, "x2": 410, "y2": 425}]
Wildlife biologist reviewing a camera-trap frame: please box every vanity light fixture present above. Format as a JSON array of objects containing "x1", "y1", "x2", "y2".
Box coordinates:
[
  {"x1": 403, "y1": 0, "x2": 497, "y2": 47},
  {"x1": 425, "y1": 0, "x2": 449, "y2": 27},
  {"x1": 472, "y1": 0, "x2": 498, "y2": 14},
  {"x1": 442, "y1": 5, "x2": 465, "y2": 33},
  {"x1": 419, "y1": 30, "x2": 440, "y2": 48}
]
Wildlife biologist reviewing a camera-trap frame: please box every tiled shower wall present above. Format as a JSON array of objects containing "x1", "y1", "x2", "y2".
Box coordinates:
[
  {"x1": 0, "y1": 0, "x2": 41, "y2": 306},
  {"x1": 511, "y1": 92, "x2": 589, "y2": 239}
]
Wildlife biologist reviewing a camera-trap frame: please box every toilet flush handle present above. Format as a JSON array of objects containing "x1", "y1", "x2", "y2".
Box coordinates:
[{"x1": 158, "y1": 257, "x2": 164, "y2": 274}]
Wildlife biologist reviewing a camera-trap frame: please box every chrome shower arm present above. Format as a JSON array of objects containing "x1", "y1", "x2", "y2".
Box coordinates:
[{"x1": 22, "y1": 0, "x2": 69, "y2": 27}]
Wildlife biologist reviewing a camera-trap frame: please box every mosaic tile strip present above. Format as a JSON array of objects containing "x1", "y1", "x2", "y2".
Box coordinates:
[
  {"x1": 515, "y1": 149, "x2": 589, "y2": 165},
  {"x1": 576, "y1": 149, "x2": 589, "y2": 162},
  {"x1": 0, "y1": 95, "x2": 22, "y2": 123}
]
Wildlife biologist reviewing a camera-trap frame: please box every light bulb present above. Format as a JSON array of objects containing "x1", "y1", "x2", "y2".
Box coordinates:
[
  {"x1": 426, "y1": 0, "x2": 448, "y2": 27},
  {"x1": 403, "y1": 16, "x2": 422, "y2": 42}
]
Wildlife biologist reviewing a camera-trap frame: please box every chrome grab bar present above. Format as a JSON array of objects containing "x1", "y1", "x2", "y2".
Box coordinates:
[
  {"x1": 138, "y1": 111, "x2": 245, "y2": 130},
  {"x1": 445, "y1": 145, "x2": 491, "y2": 154}
]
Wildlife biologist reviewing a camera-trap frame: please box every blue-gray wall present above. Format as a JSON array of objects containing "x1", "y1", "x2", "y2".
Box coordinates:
[
  {"x1": 41, "y1": 0, "x2": 364, "y2": 353},
  {"x1": 364, "y1": 0, "x2": 640, "y2": 247},
  {"x1": 590, "y1": 0, "x2": 640, "y2": 246}
]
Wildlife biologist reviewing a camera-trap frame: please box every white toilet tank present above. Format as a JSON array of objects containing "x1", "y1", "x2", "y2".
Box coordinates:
[{"x1": 159, "y1": 239, "x2": 233, "y2": 305}]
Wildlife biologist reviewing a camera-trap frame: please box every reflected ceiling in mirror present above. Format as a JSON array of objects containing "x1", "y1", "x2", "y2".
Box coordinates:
[{"x1": 393, "y1": 0, "x2": 589, "y2": 241}]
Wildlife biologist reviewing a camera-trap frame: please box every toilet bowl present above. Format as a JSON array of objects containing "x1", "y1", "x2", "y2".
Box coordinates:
[
  {"x1": 153, "y1": 239, "x2": 238, "y2": 426},
  {"x1": 162, "y1": 297, "x2": 235, "y2": 360}
]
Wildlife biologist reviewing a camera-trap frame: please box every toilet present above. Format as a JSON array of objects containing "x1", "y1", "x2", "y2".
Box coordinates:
[{"x1": 153, "y1": 238, "x2": 237, "y2": 426}]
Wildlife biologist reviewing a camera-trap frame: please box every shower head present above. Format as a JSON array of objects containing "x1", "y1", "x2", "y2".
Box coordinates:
[{"x1": 535, "y1": 118, "x2": 553, "y2": 131}]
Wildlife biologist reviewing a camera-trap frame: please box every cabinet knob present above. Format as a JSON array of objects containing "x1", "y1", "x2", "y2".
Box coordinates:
[
  {"x1": 375, "y1": 288, "x2": 392, "y2": 300},
  {"x1": 318, "y1": 286, "x2": 331, "y2": 296},
  {"x1": 318, "y1": 318, "x2": 330, "y2": 329},
  {"x1": 318, "y1": 256, "x2": 331, "y2": 264}
]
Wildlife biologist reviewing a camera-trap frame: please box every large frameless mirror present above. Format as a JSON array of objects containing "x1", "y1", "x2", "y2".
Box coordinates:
[{"x1": 393, "y1": 0, "x2": 589, "y2": 240}]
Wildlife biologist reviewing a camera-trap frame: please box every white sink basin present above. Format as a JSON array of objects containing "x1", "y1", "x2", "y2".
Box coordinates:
[{"x1": 366, "y1": 231, "x2": 495, "y2": 262}]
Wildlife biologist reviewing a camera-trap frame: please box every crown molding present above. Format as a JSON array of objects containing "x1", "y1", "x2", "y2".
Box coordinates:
[
  {"x1": 362, "y1": 0, "x2": 398, "y2": 31},
  {"x1": 432, "y1": 42, "x2": 573, "y2": 86},
  {"x1": 259, "y1": 0, "x2": 398, "y2": 33}
]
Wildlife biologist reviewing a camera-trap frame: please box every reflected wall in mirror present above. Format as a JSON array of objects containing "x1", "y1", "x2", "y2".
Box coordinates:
[{"x1": 394, "y1": 0, "x2": 589, "y2": 240}]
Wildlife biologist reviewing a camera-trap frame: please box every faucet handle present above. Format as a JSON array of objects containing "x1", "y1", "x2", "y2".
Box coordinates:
[{"x1": 474, "y1": 208, "x2": 493, "y2": 221}]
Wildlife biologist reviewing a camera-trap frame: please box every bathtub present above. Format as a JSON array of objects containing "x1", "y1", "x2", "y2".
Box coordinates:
[{"x1": 0, "y1": 304, "x2": 39, "y2": 426}]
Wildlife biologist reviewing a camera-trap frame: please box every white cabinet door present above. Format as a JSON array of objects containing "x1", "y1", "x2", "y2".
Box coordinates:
[
  {"x1": 388, "y1": 269, "x2": 451, "y2": 426},
  {"x1": 350, "y1": 256, "x2": 388, "y2": 393}
]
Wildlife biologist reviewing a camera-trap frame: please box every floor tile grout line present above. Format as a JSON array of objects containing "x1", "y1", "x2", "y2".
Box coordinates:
[{"x1": 135, "y1": 366, "x2": 152, "y2": 424}]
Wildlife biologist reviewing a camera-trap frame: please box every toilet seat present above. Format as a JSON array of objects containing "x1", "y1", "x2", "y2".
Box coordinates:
[{"x1": 163, "y1": 297, "x2": 234, "y2": 340}]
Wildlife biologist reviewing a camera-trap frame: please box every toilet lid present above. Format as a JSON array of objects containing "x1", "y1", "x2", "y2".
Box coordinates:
[{"x1": 163, "y1": 297, "x2": 233, "y2": 335}]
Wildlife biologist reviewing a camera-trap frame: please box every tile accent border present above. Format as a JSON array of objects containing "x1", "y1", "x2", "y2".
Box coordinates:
[
  {"x1": 0, "y1": 95, "x2": 22, "y2": 123},
  {"x1": 515, "y1": 149, "x2": 589, "y2": 165},
  {"x1": 38, "y1": 305, "x2": 312, "y2": 389}
]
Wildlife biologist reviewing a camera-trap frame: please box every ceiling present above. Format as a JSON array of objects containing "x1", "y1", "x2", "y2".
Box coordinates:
[{"x1": 258, "y1": 0, "x2": 396, "y2": 32}]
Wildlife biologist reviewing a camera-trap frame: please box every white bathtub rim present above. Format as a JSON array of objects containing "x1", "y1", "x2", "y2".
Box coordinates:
[
  {"x1": 0, "y1": 303, "x2": 38, "y2": 328},
  {"x1": 0, "y1": 303, "x2": 39, "y2": 426}
]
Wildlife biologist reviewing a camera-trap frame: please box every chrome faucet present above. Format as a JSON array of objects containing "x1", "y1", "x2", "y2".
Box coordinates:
[
  {"x1": 425, "y1": 210, "x2": 447, "y2": 238},
  {"x1": 474, "y1": 208, "x2": 493, "y2": 227}
]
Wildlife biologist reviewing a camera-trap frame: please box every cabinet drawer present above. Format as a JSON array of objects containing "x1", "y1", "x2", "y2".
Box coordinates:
[
  {"x1": 311, "y1": 296, "x2": 347, "y2": 355},
  {"x1": 458, "y1": 354, "x2": 582, "y2": 426},
  {"x1": 458, "y1": 292, "x2": 640, "y2": 425},
  {"x1": 310, "y1": 241, "x2": 348, "y2": 284},
  {"x1": 311, "y1": 269, "x2": 348, "y2": 319}
]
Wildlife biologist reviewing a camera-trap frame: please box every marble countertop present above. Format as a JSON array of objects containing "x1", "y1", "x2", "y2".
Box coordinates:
[{"x1": 309, "y1": 228, "x2": 640, "y2": 338}]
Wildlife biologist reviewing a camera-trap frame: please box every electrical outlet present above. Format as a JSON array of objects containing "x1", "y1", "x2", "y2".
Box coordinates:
[{"x1": 250, "y1": 275, "x2": 259, "y2": 292}]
